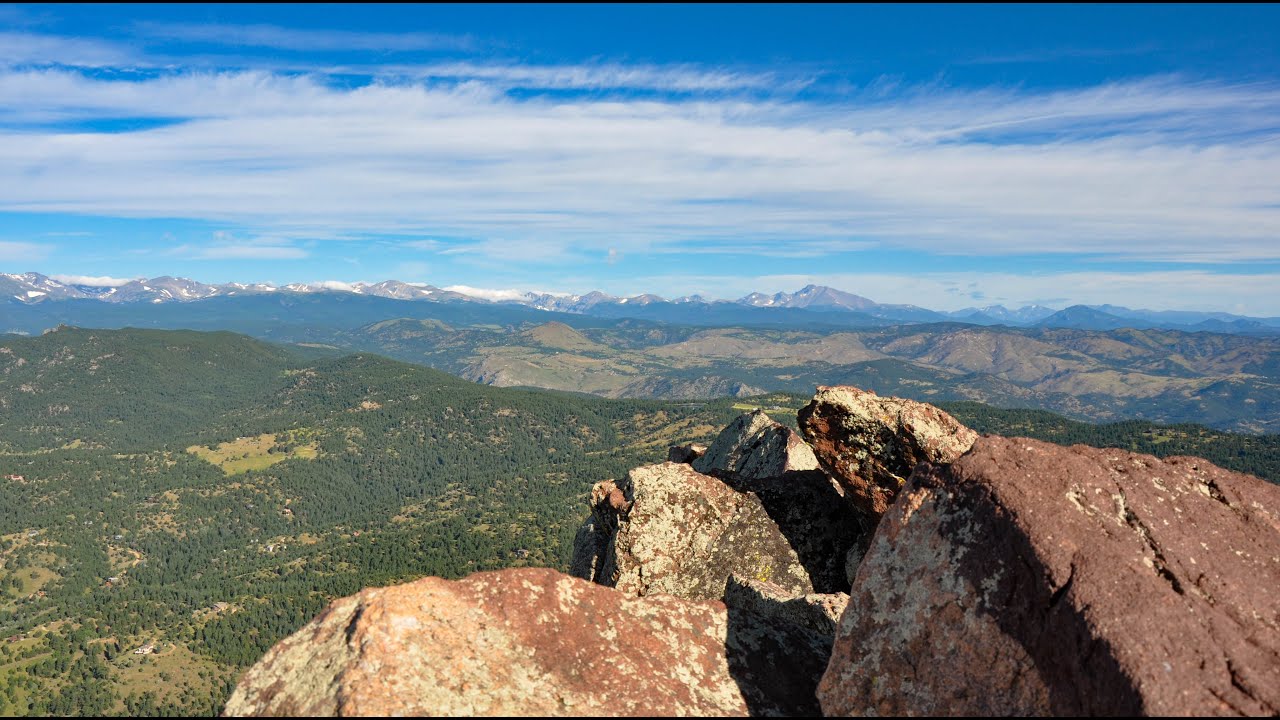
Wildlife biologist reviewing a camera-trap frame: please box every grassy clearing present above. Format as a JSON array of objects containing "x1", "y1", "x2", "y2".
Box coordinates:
[
  {"x1": 107, "y1": 545, "x2": 144, "y2": 574},
  {"x1": 186, "y1": 432, "x2": 317, "y2": 476},
  {"x1": 109, "y1": 642, "x2": 223, "y2": 713},
  {"x1": 1, "y1": 562, "x2": 60, "y2": 610},
  {"x1": 12, "y1": 566, "x2": 57, "y2": 596}
]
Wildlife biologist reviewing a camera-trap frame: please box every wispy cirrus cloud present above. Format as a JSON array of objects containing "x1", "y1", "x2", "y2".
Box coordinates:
[
  {"x1": 401, "y1": 61, "x2": 802, "y2": 93},
  {"x1": 0, "y1": 31, "x2": 138, "y2": 68},
  {"x1": 0, "y1": 54, "x2": 1278, "y2": 270},
  {"x1": 0, "y1": 240, "x2": 49, "y2": 262},
  {"x1": 401, "y1": 239, "x2": 446, "y2": 251},
  {"x1": 132, "y1": 21, "x2": 475, "y2": 53},
  {"x1": 167, "y1": 238, "x2": 310, "y2": 260},
  {"x1": 961, "y1": 44, "x2": 1160, "y2": 66}
]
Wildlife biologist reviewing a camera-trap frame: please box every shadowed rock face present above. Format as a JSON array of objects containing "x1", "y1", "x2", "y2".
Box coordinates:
[
  {"x1": 717, "y1": 470, "x2": 865, "y2": 595},
  {"x1": 568, "y1": 479, "x2": 624, "y2": 583},
  {"x1": 724, "y1": 574, "x2": 848, "y2": 640},
  {"x1": 819, "y1": 436, "x2": 1280, "y2": 717},
  {"x1": 693, "y1": 409, "x2": 820, "y2": 479},
  {"x1": 221, "y1": 568, "x2": 828, "y2": 717},
  {"x1": 798, "y1": 385, "x2": 977, "y2": 518}
]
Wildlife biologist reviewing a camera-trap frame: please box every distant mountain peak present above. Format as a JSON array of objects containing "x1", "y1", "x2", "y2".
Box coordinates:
[{"x1": 737, "y1": 285, "x2": 876, "y2": 311}]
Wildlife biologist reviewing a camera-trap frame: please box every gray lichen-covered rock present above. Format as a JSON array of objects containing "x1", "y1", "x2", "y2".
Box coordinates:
[
  {"x1": 604, "y1": 462, "x2": 815, "y2": 599},
  {"x1": 222, "y1": 567, "x2": 829, "y2": 717},
  {"x1": 820, "y1": 436, "x2": 1280, "y2": 717},
  {"x1": 693, "y1": 409, "x2": 820, "y2": 480},
  {"x1": 798, "y1": 385, "x2": 977, "y2": 519}
]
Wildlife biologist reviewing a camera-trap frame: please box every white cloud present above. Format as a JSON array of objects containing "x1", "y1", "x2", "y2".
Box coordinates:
[
  {"x1": 49, "y1": 274, "x2": 134, "y2": 286},
  {"x1": 0, "y1": 240, "x2": 48, "y2": 262},
  {"x1": 315, "y1": 280, "x2": 357, "y2": 291},
  {"x1": 0, "y1": 64, "x2": 1277, "y2": 268},
  {"x1": 402, "y1": 239, "x2": 444, "y2": 251},
  {"x1": 442, "y1": 285, "x2": 527, "y2": 302},
  {"x1": 0, "y1": 31, "x2": 137, "y2": 68},
  {"x1": 402, "y1": 61, "x2": 795, "y2": 92},
  {"x1": 132, "y1": 22, "x2": 474, "y2": 53}
]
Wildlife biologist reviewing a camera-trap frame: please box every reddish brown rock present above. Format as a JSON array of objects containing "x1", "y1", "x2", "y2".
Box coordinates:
[
  {"x1": 693, "y1": 409, "x2": 820, "y2": 480},
  {"x1": 798, "y1": 385, "x2": 977, "y2": 518},
  {"x1": 223, "y1": 567, "x2": 828, "y2": 716},
  {"x1": 667, "y1": 442, "x2": 708, "y2": 464},
  {"x1": 820, "y1": 436, "x2": 1280, "y2": 716}
]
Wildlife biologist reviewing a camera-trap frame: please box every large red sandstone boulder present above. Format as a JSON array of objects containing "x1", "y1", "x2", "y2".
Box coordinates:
[
  {"x1": 693, "y1": 409, "x2": 820, "y2": 480},
  {"x1": 820, "y1": 436, "x2": 1280, "y2": 716},
  {"x1": 798, "y1": 385, "x2": 977, "y2": 518},
  {"x1": 223, "y1": 568, "x2": 829, "y2": 716}
]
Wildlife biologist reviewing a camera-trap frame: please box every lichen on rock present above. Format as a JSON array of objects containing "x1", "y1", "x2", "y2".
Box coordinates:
[{"x1": 609, "y1": 461, "x2": 814, "y2": 599}]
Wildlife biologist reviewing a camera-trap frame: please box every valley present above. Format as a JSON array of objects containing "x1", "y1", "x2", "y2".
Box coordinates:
[
  {"x1": 339, "y1": 317, "x2": 1280, "y2": 433},
  {"x1": 5, "y1": 273, "x2": 1280, "y2": 433}
]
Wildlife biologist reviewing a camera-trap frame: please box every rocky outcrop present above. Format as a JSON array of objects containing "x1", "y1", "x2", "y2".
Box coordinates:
[
  {"x1": 572, "y1": 462, "x2": 816, "y2": 599},
  {"x1": 820, "y1": 436, "x2": 1280, "y2": 716},
  {"x1": 693, "y1": 409, "x2": 820, "y2": 480},
  {"x1": 226, "y1": 384, "x2": 1280, "y2": 718},
  {"x1": 222, "y1": 567, "x2": 828, "y2": 717},
  {"x1": 798, "y1": 385, "x2": 977, "y2": 518},
  {"x1": 667, "y1": 442, "x2": 707, "y2": 464}
]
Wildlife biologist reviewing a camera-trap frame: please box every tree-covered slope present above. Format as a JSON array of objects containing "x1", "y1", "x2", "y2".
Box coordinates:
[{"x1": 0, "y1": 327, "x2": 310, "y2": 452}]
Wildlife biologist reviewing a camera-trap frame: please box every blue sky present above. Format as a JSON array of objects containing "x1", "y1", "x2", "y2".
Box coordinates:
[{"x1": 2, "y1": 3, "x2": 1280, "y2": 313}]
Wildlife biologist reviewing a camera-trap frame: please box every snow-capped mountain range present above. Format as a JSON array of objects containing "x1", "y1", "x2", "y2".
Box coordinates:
[
  {"x1": 0, "y1": 273, "x2": 479, "y2": 305},
  {"x1": 3, "y1": 272, "x2": 1277, "y2": 332}
]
